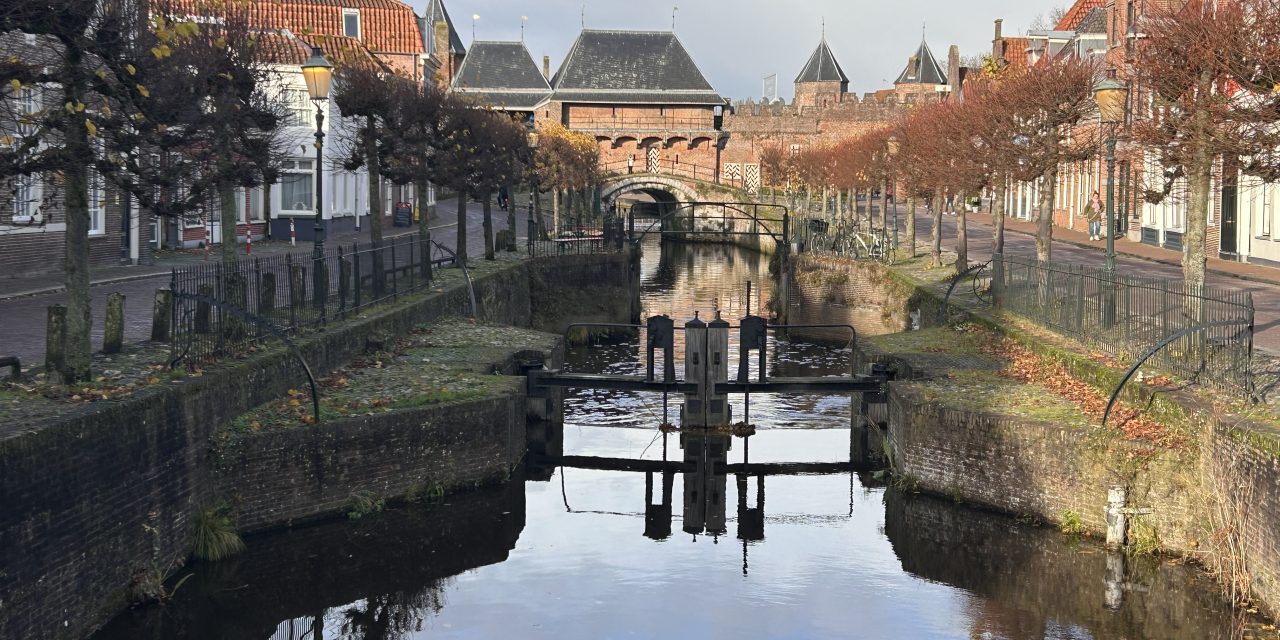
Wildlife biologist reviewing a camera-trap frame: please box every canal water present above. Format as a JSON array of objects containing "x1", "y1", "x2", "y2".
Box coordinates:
[{"x1": 97, "y1": 237, "x2": 1255, "y2": 639}]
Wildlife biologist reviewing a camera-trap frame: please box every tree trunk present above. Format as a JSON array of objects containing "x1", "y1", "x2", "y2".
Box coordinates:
[
  {"x1": 415, "y1": 177, "x2": 431, "y2": 280},
  {"x1": 263, "y1": 181, "x2": 273, "y2": 240},
  {"x1": 455, "y1": 192, "x2": 468, "y2": 266},
  {"x1": 506, "y1": 179, "x2": 516, "y2": 232},
  {"x1": 930, "y1": 195, "x2": 943, "y2": 268},
  {"x1": 993, "y1": 174, "x2": 1007, "y2": 257},
  {"x1": 219, "y1": 182, "x2": 239, "y2": 263},
  {"x1": 366, "y1": 116, "x2": 385, "y2": 295},
  {"x1": 552, "y1": 189, "x2": 560, "y2": 233},
  {"x1": 905, "y1": 195, "x2": 917, "y2": 259},
  {"x1": 482, "y1": 191, "x2": 495, "y2": 260},
  {"x1": 956, "y1": 191, "x2": 968, "y2": 274},
  {"x1": 61, "y1": 45, "x2": 91, "y2": 384},
  {"x1": 1184, "y1": 73, "x2": 1214, "y2": 304},
  {"x1": 879, "y1": 179, "x2": 889, "y2": 230},
  {"x1": 1036, "y1": 167, "x2": 1057, "y2": 263}
]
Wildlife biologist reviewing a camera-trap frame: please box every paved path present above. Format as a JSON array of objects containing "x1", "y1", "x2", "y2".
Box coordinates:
[{"x1": 0, "y1": 197, "x2": 521, "y2": 368}]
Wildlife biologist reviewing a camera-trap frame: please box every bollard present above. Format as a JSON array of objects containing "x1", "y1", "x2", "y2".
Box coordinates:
[
  {"x1": 289, "y1": 264, "x2": 304, "y2": 311},
  {"x1": 151, "y1": 289, "x2": 173, "y2": 342},
  {"x1": 1105, "y1": 486, "x2": 1127, "y2": 549},
  {"x1": 259, "y1": 272, "x2": 276, "y2": 316},
  {"x1": 103, "y1": 292, "x2": 125, "y2": 354},
  {"x1": 45, "y1": 304, "x2": 67, "y2": 383},
  {"x1": 195, "y1": 284, "x2": 213, "y2": 334}
]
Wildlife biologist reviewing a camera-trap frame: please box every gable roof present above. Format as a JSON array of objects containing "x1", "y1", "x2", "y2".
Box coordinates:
[
  {"x1": 1075, "y1": 7, "x2": 1108, "y2": 34},
  {"x1": 422, "y1": 0, "x2": 465, "y2": 56},
  {"x1": 894, "y1": 38, "x2": 947, "y2": 86},
  {"x1": 550, "y1": 29, "x2": 723, "y2": 105},
  {"x1": 998, "y1": 36, "x2": 1030, "y2": 71},
  {"x1": 795, "y1": 39, "x2": 848, "y2": 84},
  {"x1": 225, "y1": 0, "x2": 422, "y2": 55},
  {"x1": 1055, "y1": 0, "x2": 1107, "y2": 31},
  {"x1": 452, "y1": 41, "x2": 551, "y2": 110}
]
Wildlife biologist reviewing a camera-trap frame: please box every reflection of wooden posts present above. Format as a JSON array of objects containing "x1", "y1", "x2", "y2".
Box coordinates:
[
  {"x1": 103, "y1": 293, "x2": 124, "y2": 354},
  {"x1": 151, "y1": 289, "x2": 173, "y2": 342},
  {"x1": 195, "y1": 284, "x2": 213, "y2": 334},
  {"x1": 45, "y1": 305, "x2": 67, "y2": 382}
]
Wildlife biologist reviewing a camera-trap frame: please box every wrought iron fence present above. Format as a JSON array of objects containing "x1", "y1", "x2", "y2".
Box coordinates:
[
  {"x1": 993, "y1": 254, "x2": 1254, "y2": 395},
  {"x1": 531, "y1": 216, "x2": 626, "y2": 257},
  {"x1": 169, "y1": 235, "x2": 452, "y2": 365}
]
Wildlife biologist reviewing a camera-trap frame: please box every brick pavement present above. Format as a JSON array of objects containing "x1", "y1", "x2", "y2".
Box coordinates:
[{"x1": 0, "y1": 197, "x2": 521, "y2": 368}]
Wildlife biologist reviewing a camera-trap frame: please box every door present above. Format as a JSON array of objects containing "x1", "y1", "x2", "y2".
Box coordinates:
[{"x1": 1221, "y1": 157, "x2": 1239, "y2": 258}]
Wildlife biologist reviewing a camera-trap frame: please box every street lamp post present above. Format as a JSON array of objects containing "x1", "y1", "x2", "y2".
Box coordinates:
[
  {"x1": 301, "y1": 46, "x2": 334, "y2": 258},
  {"x1": 1094, "y1": 75, "x2": 1129, "y2": 326},
  {"x1": 886, "y1": 135, "x2": 900, "y2": 252},
  {"x1": 302, "y1": 46, "x2": 333, "y2": 311}
]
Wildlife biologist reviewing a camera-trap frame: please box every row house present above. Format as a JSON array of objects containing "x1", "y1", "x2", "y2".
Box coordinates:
[
  {"x1": 0, "y1": 33, "x2": 146, "y2": 277},
  {"x1": 2, "y1": 0, "x2": 449, "y2": 277}
]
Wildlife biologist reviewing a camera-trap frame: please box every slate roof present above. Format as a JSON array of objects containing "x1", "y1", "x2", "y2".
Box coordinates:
[
  {"x1": 422, "y1": 0, "x2": 465, "y2": 56},
  {"x1": 1075, "y1": 7, "x2": 1108, "y2": 34},
  {"x1": 894, "y1": 38, "x2": 947, "y2": 86},
  {"x1": 550, "y1": 30, "x2": 723, "y2": 105},
  {"x1": 1055, "y1": 0, "x2": 1106, "y2": 31},
  {"x1": 451, "y1": 41, "x2": 551, "y2": 110},
  {"x1": 795, "y1": 39, "x2": 849, "y2": 84}
]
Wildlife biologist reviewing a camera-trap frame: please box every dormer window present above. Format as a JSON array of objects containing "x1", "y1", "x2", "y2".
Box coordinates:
[{"x1": 343, "y1": 9, "x2": 360, "y2": 39}]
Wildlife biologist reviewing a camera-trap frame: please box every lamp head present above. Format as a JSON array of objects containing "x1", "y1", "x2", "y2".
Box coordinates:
[
  {"x1": 301, "y1": 46, "x2": 333, "y2": 101},
  {"x1": 1093, "y1": 77, "x2": 1129, "y2": 125}
]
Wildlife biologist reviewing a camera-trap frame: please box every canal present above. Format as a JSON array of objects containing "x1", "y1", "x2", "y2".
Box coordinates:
[{"x1": 96, "y1": 237, "x2": 1253, "y2": 639}]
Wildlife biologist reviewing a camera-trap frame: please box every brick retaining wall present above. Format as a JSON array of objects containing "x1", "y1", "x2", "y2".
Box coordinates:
[{"x1": 0, "y1": 251, "x2": 632, "y2": 640}]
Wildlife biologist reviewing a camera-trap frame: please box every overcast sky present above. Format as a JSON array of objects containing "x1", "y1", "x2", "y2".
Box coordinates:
[{"x1": 410, "y1": 0, "x2": 1058, "y2": 100}]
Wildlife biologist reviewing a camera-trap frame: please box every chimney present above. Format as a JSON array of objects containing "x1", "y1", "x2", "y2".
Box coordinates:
[
  {"x1": 543, "y1": 55, "x2": 550, "y2": 80},
  {"x1": 948, "y1": 45, "x2": 961, "y2": 96},
  {"x1": 993, "y1": 19, "x2": 1003, "y2": 57}
]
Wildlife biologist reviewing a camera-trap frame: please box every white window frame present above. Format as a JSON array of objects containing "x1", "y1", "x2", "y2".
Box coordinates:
[
  {"x1": 10, "y1": 173, "x2": 42, "y2": 224},
  {"x1": 279, "y1": 158, "x2": 316, "y2": 215},
  {"x1": 88, "y1": 165, "x2": 106, "y2": 235},
  {"x1": 283, "y1": 86, "x2": 312, "y2": 128},
  {"x1": 343, "y1": 9, "x2": 361, "y2": 39}
]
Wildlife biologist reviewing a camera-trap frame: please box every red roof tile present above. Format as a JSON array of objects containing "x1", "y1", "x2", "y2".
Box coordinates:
[{"x1": 169, "y1": 0, "x2": 423, "y2": 54}]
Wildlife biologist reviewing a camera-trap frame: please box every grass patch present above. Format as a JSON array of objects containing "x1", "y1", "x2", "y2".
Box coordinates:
[
  {"x1": 1059, "y1": 509, "x2": 1087, "y2": 537},
  {"x1": 191, "y1": 504, "x2": 245, "y2": 561}
]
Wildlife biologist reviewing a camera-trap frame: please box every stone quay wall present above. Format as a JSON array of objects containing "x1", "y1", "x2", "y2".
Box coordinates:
[
  {"x1": 787, "y1": 251, "x2": 1280, "y2": 616},
  {"x1": 0, "y1": 250, "x2": 636, "y2": 640}
]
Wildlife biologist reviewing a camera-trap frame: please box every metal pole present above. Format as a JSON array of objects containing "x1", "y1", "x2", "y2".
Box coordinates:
[
  {"x1": 313, "y1": 103, "x2": 326, "y2": 259},
  {"x1": 1104, "y1": 133, "x2": 1118, "y2": 327}
]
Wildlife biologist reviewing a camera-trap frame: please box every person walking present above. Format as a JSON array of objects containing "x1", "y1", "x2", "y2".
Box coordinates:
[
  {"x1": 627, "y1": 154, "x2": 635, "y2": 174},
  {"x1": 1086, "y1": 190, "x2": 1103, "y2": 240}
]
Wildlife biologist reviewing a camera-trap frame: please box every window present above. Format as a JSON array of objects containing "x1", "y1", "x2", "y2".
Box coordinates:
[
  {"x1": 88, "y1": 165, "x2": 105, "y2": 235},
  {"x1": 10, "y1": 174, "x2": 41, "y2": 223},
  {"x1": 280, "y1": 159, "x2": 315, "y2": 213},
  {"x1": 14, "y1": 86, "x2": 40, "y2": 138},
  {"x1": 343, "y1": 9, "x2": 360, "y2": 39},
  {"x1": 283, "y1": 87, "x2": 312, "y2": 127},
  {"x1": 237, "y1": 187, "x2": 264, "y2": 222}
]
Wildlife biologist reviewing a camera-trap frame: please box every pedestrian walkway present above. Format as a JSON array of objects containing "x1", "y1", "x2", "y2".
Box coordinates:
[
  {"x1": 0, "y1": 197, "x2": 515, "y2": 367},
  {"x1": 967, "y1": 211, "x2": 1280, "y2": 287}
]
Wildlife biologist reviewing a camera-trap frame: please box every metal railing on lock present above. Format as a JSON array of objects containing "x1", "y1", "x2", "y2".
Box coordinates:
[
  {"x1": 530, "y1": 214, "x2": 627, "y2": 257},
  {"x1": 168, "y1": 234, "x2": 453, "y2": 366},
  {"x1": 993, "y1": 253, "x2": 1255, "y2": 396}
]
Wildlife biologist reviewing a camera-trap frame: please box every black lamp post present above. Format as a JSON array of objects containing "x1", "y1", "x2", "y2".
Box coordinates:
[
  {"x1": 1094, "y1": 75, "x2": 1129, "y2": 326},
  {"x1": 301, "y1": 46, "x2": 333, "y2": 259}
]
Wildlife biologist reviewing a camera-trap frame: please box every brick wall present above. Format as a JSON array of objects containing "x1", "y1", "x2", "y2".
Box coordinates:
[
  {"x1": 213, "y1": 390, "x2": 528, "y2": 532},
  {"x1": 887, "y1": 384, "x2": 1280, "y2": 616},
  {"x1": 0, "y1": 182, "x2": 146, "y2": 277},
  {"x1": 0, "y1": 251, "x2": 632, "y2": 640}
]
